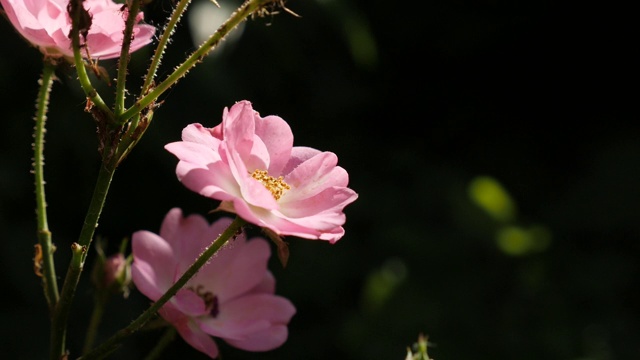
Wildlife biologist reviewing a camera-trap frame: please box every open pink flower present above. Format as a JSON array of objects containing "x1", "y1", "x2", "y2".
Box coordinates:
[
  {"x1": 0, "y1": 0, "x2": 155, "y2": 59},
  {"x1": 131, "y1": 208, "x2": 296, "y2": 359},
  {"x1": 165, "y1": 100, "x2": 358, "y2": 243}
]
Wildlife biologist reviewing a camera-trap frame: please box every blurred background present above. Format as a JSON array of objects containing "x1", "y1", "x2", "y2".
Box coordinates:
[{"x1": 0, "y1": 0, "x2": 637, "y2": 359}]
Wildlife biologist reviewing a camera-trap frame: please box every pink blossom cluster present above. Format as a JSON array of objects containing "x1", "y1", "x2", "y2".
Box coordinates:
[
  {"x1": 3, "y1": 0, "x2": 359, "y2": 356},
  {"x1": 130, "y1": 100, "x2": 358, "y2": 357}
]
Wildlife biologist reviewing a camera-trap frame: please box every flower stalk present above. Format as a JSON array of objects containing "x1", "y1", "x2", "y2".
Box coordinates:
[
  {"x1": 67, "y1": 0, "x2": 114, "y2": 121},
  {"x1": 51, "y1": 162, "x2": 116, "y2": 359},
  {"x1": 114, "y1": 0, "x2": 143, "y2": 116},
  {"x1": 33, "y1": 59, "x2": 60, "y2": 312},
  {"x1": 51, "y1": 242, "x2": 87, "y2": 360}
]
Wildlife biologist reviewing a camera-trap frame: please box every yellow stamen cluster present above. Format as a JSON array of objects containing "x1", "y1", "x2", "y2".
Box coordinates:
[{"x1": 251, "y1": 169, "x2": 290, "y2": 200}]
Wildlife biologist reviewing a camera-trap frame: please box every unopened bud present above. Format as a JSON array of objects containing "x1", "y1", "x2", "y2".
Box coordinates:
[{"x1": 102, "y1": 253, "x2": 132, "y2": 297}]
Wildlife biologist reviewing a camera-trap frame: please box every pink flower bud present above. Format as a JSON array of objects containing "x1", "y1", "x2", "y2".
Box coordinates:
[{"x1": 103, "y1": 253, "x2": 125, "y2": 288}]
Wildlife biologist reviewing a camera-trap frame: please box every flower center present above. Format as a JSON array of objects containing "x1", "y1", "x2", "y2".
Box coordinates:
[
  {"x1": 251, "y1": 169, "x2": 290, "y2": 200},
  {"x1": 190, "y1": 285, "x2": 220, "y2": 318}
]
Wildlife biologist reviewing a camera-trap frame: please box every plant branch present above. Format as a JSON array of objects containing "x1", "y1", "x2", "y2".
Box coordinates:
[
  {"x1": 51, "y1": 243, "x2": 87, "y2": 360},
  {"x1": 52, "y1": 162, "x2": 116, "y2": 359},
  {"x1": 33, "y1": 59, "x2": 60, "y2": 312},
  {"x1": 140, "y1": 0, "x2": 193, "y2": 96},
  {"x1": 114, "y1": 0, "x2": 142, "y2": 116},
  {"x1": 118, "y1": 0, "x2": 279, "y2": 124},
  {"x1": 67, "y1": 0, "x2": 114, "y2": 120}
]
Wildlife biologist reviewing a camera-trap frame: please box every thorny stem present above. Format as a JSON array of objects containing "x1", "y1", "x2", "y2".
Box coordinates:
[
  {"x1": 33, "y1": 60, "x2": 60, "y2": 312},
  {"x1": 118, "y1": 0, "x2": 280, "y2": 124},
  {"x1": 140, "y1": 0, "x2": 193, "y2": 96},
  {"x1": 114, "y1": 110, "x2": 153, "y2": 168},
  {"x1": 51, "y1": 243, "x2": 86, "y2": 360},
  {"x1": 68, "y1": 0, "x2": 114, "y2": 120},
  {"x1": 114, "y1": 0, "x2": 142, "y2": 116},
  {"x1": 52, "y1": 162, "x2": 116, "y2": 359},
  {"x1": 79, "y1": 217, "x2": 247, "y2": 360}
]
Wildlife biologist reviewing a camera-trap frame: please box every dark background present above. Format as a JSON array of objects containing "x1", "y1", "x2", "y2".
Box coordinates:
[{"x1": 0, "y1": 0, "x2": 637, "y2": 359}]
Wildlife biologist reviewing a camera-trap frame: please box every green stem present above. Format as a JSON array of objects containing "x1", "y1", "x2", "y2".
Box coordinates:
[
  {"x1": 80, "y1": 217, "x2": 247, "y2": 360},
  {"x1": 34, "y1": 59, "x2": 60, "y2": 312},
  {"x1": 51, "y1": 163, "x2": 116, "y2": 359},
  {"x1": 68, "y1": 0, "x2": 114, "y2": 120},
  {"x1": 140, "y1": 0, "x2": 193, "y2": 95},
  {"x1": 114, "y1": 0, "x2": 142, "y2": 116},
  {"x1": 143, "y1": 327, "x2": 177, "y2": 360},
  {"x1": 115, "y1": 109, "x2": 153, "y2": 168},
  {"x1": 83, "y1": 290, "x2": 110, "y2": 355},
  {"x1": 51, "y1": 243, "x2": 86, "y2": 360},
  {"x1": 118, "y1": 0, "x2": 277, "y2": 124},
  {"x1": 77, "y1": 163, "x2": 117, "y2": 255}
]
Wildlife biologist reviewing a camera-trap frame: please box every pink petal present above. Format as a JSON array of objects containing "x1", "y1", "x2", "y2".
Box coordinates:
[
  {"x1": 248, "y1": 272, "x2": 276, "y2": 295},
  {"x1": 165, "y1": 141, "x2": 222, "y2": 168},
  {"x1": 199, "y1": 294, "x2": 296, "y2": 342},
  {"x1": 226, "y1": 147, "x2": 279, "y2": 210},
  {"x1": 131, "y1": 230, "x2": 176, "y2": 300},
  {"x1": 181, "y1": 123, "x2": 222, "y2": 149},
  {"x1": 254, "y1": 114, "x2": 294, "y2": 175},
  {"x1": 281, "y1": 186, "x2": 358, "y2": 219},
  {"x1": 195, "y1": 238, "x2": 271, "y2": 303},
  {"x1": 172, "y1": 288, "x2": 208, "y2": 317},
  {"x1": 223, "y1": 101, "x2": 256, "y2": 159},
  {"x1": 177, "y1": 322, "x2": 219, "y2": 359},
  {"x1": 160, "y1": 304, "x2": 221, "y2": 360},
  {"x1": 245, "y1": 135, "x2": 270, "y2": 173},
  {"x1": 283, "y1": 152, "x2": 346, "y2": 194},
  {"x1": 160, "y1": 211, "x2": 211, "y2": 277},
  {"x1": 281, "y1": 146, "x2": 322, "y2": 175},
  {"x1": 175, "y1": 162, "x2": 239, "y2": 201},
  {"x1": 1, "y1": 0, "x2": 155, "y2": 59}
]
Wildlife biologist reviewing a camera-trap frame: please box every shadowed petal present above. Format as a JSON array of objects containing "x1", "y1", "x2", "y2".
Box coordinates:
[
  {"x1": 131, "y1": 230, "x2": 175, "y2": 299},
  {"x1": 199, "y1": 294, "x2": 296, "y2": 342}
]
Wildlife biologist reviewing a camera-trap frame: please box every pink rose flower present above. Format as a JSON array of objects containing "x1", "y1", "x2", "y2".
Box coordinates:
[
  {"x1": 0, "y1": 0, "x2": 155, "y2": 59},
  {"x1": 165, "y1": 100, "x2": 358, "y2": 243},
  {"x1": 131, "y1": 208, "x2": 296, "y2": 358}
]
